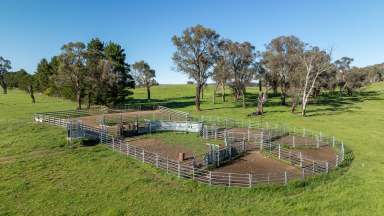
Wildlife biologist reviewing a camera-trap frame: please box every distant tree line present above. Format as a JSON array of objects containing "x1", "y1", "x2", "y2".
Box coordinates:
[
  {"x1": 172, "y1": 25, "x2": 384, "y2": 115},
  {"x1": 1, "y1": 38, "x2": 156, "y2": 108}
]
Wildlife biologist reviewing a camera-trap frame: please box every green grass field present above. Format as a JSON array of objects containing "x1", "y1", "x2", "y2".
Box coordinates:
[{"x1": 1, "y1": 83, "x2": 384, "y2": 215}]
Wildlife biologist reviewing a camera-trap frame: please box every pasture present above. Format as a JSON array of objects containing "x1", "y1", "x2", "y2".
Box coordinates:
[{"x1": 1, "y1": 83, "x2": 384, "y2": 215}]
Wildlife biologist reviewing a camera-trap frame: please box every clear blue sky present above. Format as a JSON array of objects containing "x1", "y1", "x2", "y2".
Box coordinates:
[{"x1": 1, "y1": 0, "x2": 383, "y2": 84}]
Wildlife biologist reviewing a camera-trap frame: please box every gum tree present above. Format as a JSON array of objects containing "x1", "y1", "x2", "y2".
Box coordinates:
[
  {"x1": 262, "y1": 36, "x2": 304, "y2": 105},
  {"x1": 172, "y1": 25, "x2": 219, "y2": 111},
  {"x1": 57, "y1": 42, "x2": 87, "y2": 109},
  {"x1": 132, "y1": 60, "x2": 156, "y2": 100},
  {"x1": 300, "y1": 47, "x2": 333, "y2": 116},
  {"x1": 0, "y1": 56, "x2": 11, "y2": 94},
  {"x1": 218, "y1": 40, "x2": 255, "y2": 108}
]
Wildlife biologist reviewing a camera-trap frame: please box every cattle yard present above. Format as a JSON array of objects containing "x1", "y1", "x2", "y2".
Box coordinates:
[{"x1": 33, "y1": 105, "x2": 346, "y2": 187}]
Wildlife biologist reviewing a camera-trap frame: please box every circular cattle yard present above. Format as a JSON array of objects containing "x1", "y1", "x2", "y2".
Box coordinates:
[{"x1": 36, "y1": 106, "x2": 346, "y2": 187}]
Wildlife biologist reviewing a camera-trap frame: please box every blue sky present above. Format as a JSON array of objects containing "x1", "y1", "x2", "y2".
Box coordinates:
[{"x1": 1, "y1": 0, "x2": 383, "y2": 84}]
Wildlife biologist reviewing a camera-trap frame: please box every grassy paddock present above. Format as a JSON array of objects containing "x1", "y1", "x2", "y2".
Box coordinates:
[{"x1": 1, "y1": 84, "x2": 384, "y2": 215}]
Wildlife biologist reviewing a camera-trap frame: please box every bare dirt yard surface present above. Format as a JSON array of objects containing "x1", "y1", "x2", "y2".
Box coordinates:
[
  {"x1": 76, "y1": 110, "x2": 159, "y2": 128},
  {"x1": 226, "y1": 128, "x2": 264, "y2": 134},
  {"x1": 215, "y1": 151, "x2": 300, "y2": 175},
  {"x1": 273, "y1": 135, "x2": 329, "y2": 147},
  {"x1": 125, "y1": 137, "x2": 196, "y2": 162},
  {"x1": 290, "y1": 147, "x2": 337, "y2": 162}
]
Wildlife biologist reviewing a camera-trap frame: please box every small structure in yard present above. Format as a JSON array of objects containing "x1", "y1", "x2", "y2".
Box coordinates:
[{"x1": 33, "y1": 105, "x2": 349, "y2": 188}]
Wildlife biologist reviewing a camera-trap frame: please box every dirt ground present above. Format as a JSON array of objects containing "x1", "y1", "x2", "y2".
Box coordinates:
[
  {"x1": 274, "y1": 135, "x2": 328, "y2": 147},
  {"x1": 215, "y1": 151, "x2": 300, "y2": 175},
  {"x1": 290, "y1": 147, "x2": 337, "y2": 162},
  {"x1": 125, "y1": 137, "x2": 196, "y2": 162},
  {"x1": 226, "y1": 128, "x2": 264, "y2": 134},
  {"x1": 76, "y1": 110, "x2": 159, "y2": 128}
]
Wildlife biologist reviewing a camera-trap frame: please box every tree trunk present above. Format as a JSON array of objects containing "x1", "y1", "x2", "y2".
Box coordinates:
[
  {"x1": 258, "y1": 79, "x2": 262, "y2": 92},
  {"x1": 195, "y1": 84, "x2": 201, "y2": 111},
  {"x1": 1, "y1": 82, "x2": 7, "y2": 94},
  {"x1": 242, "y1": 90, "x2": 246, "y2": 108},
  {"x1": 146, "y1": 85, "x2": 151, "y2": 100},
  {"x1": 301, "y1": 97, "x2": 307, "y2": 116},
  {"x1": 221, "y1": 83, "x2": 225, "y2": 102},
  {"x1": 76, "y1": 90, "x2": 82, "y2": 110},
  {"x1": 29, "y1": 86, "x2": 35, "y2": 104},
  {"x1": 291, "y1": 97, "x2": 296, "y2": 113},
  {"x1": 280, "y1": 93, "x2": 287, "y2": 105},
  {"x1": 201, "y1": 85, "x2": 204, "y2": 99},
  {"x1": 272, "y1": 82, "x2": 278, "y2": 96},
  {"x1": 87, "y1": 92, "x2": 92, "y2": 109}
]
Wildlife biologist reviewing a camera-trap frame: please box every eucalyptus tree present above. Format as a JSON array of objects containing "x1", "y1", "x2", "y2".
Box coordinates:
[
  {"x1": 218, "y1": 40, "x2": 256, "y2": 108},
  {"x1": 212, "y1": 57, "x2": 231, "y2": 103},
  {"x1": 0, "y1": 56, "x2": 11, "y2": 94},
  {"x1": 85, "y1": 38, "x2": 105, "y2": 107},
  {"x1": 262, "y1": 36, "x2": 304, "y2": 105},
  {"x1": 18, "y1": 70, "x2": 36, "y2": 103},
  {"x1": 132, "y1": 60, "x2": 156, "y2": 100},
  {"x1": 57, "y1": 42, "x2": 88, "y2": 109},
  {"x1": 300, "y1": 47, "x2": 333, "y2": 116},
  {"x1": 172, "y1": 25, "x2": 220, "y2": 111},
  {"x1": 344, "y1": 67, "x2": 367, "y2": 95},
  {"x1": 252, "y1": 60, "x2": 266, "y2": 92},
  {"x1": 335, "y1": 57, "x2": 354, "y2": 95}
]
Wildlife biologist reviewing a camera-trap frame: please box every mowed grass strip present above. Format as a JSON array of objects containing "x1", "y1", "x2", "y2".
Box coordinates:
[{"x1": 0, "y1": 83, "x2": 384, "y2": 215}]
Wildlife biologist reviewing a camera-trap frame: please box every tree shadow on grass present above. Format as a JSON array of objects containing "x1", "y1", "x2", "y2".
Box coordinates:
[{"x1": 304, "y1": 91, "x2": 382, "y2": 117}]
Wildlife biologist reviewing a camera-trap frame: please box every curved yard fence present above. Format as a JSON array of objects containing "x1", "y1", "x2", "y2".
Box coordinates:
[{"x1": 33, "y1": 106, "x2": 346, "y2": 188}]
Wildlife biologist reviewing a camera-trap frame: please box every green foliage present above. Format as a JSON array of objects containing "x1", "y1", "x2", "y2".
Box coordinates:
[{"x1": 0, "y1": 56, "x2": 12, "y2": 94}]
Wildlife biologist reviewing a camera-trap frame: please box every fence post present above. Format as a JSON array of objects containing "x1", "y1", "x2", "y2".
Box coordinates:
[
  {"x1": 336, "y1": 155, "x2": 339, "y2": 167},
  {"x1": 316, "y1": 135, "x2": 320, "y2": 148},
  {"x1": 177, "y1": 162, "x2": 180, "y2": 178},
  {"x1": 166, "y1": 157, "x2": 169, "y2": 173},
  {"x1": 228, "y1": 173, "x2": 231, "y2": 187},
  {"x1": 249, "y1": 174, "x2": 252, "y2": 188},
  {"x1": 325, "y1": 162, "x2": 329, "y2": 173},
  {"x1": 300, "y1": 152, "x2": 303, "y2": 167},
  {"x1": 284, "y1": 171, "x2": 288, "y2": 185},
  {"x1": 292, "y1": 135, "x2": 295, "y2": 148},
  {"x1": 312, "y1": 160, "x2": 315, "y2": 173},
  {"x1": 142, "y1": 149, "x2": 145, "y2": 163},
  {"x1": 302, "y1": 168, "x2": 305, "y2": 180},
  {"x1": 214, "y1": 128, "x2": 217, "y2": 140},
  {"x1": 156, "y1": 154, "x2": 159, "y2": 168},
  {"x1": 278, "y1": 144, "x2": 281, "y2": 159},
  {"x1": 192, "y1": 166, "x2": 195, "y2": 180}
]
